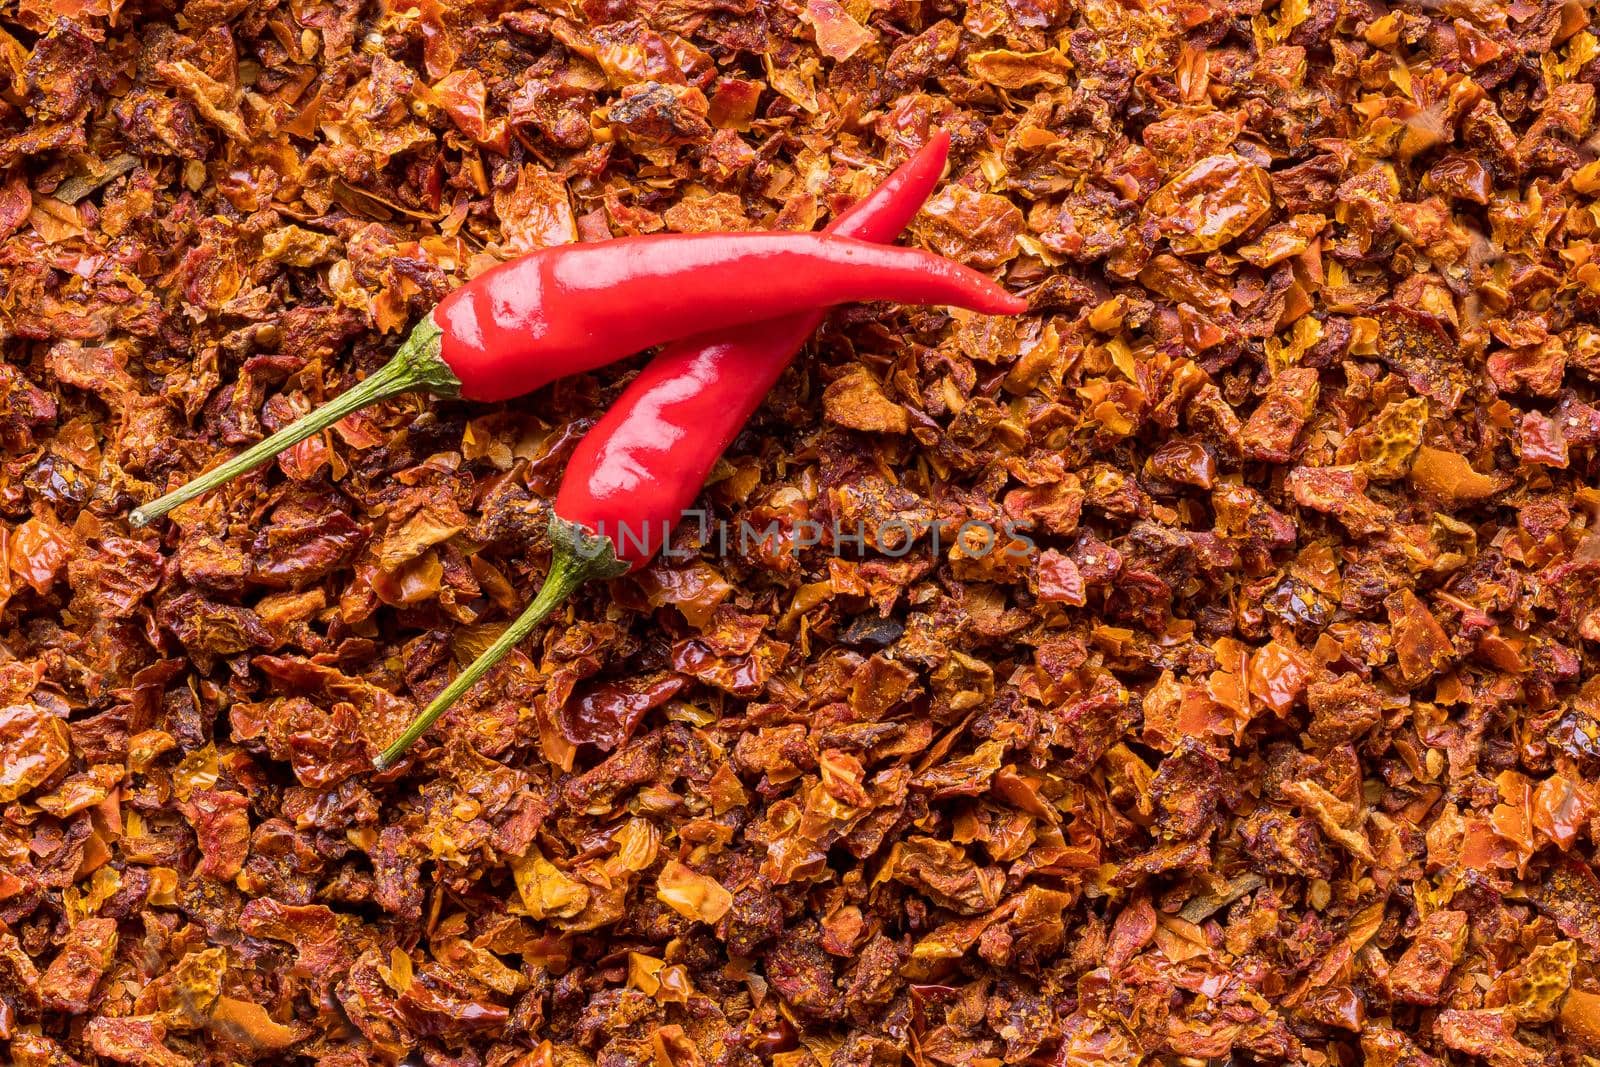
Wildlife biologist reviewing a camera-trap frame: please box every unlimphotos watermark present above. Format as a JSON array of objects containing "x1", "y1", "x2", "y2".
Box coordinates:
[{"x1": 572, "y1": 510, "x2": 1038, "y2": 562}]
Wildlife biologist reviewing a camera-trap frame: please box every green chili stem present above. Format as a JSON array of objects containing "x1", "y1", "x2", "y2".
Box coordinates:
[
  {"x1": 373, "y1": 516, "x2": 630, "y2": 771},
  {"x1": 130, "y1": 316, "x2": 456, "y2": 527}
]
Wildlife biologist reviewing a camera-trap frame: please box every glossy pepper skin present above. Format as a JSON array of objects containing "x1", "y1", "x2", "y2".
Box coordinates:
[
  {"x1": 433, "y1": 229, "x2": 1023, "y2": 402},
  {"x1": 560, "y1": 132, "x2": 954, "y2": 569},
  {"x1": 130, "y1": 229, "x2": 1022, "y2": 526},
  {"x1": 374, "y1": 135, "x2": 983, "y2": 770}
]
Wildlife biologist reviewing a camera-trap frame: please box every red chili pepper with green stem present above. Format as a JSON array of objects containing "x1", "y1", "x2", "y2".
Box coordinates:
[
  {"x1": 375, "y1": 133, "x2": 970, "y2": 769},
  {"x1": 129, "y1": 224, "x2": 1022, "y2": 526}
]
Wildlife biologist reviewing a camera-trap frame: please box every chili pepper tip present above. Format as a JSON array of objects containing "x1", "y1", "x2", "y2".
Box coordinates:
[
  {"x1": 372, "y1": 515, "x2": 629, "y2": 771},
  {"x1": 994, "y1": 291, "x2": 1029, "y2": 315},
  {"x1": 128, "y1": 316, "x2": 459, "y2": 527}
]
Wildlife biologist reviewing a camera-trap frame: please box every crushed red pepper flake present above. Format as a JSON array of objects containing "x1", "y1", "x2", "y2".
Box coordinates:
[{"x1": 2, "y1": 0, "x2": 1600, "y2": 1063}]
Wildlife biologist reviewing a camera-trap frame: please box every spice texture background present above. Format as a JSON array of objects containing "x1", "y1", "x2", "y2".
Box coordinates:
[{"x1": 3, "y1": 0, "x2": 1600, "y2": 1064}]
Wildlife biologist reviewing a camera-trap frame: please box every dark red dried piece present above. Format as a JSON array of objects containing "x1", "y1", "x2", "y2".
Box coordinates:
[
  {"x1": 1373, "y1": 305, "x2": 1469, "y2": 411},
  {"x1": 39, "y1": 918, "x2": 117, "y2": 1015},
  {"x1": 561, "y1": 673, "x2": 687, "y2": 751}
]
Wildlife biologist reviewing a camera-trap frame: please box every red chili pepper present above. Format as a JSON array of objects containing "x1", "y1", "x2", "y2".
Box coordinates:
[
  {"x1": 129, "y1": 227, "x2": 1022, "y2": 526},
  {"x1": 374, "y1": 134, "x2": 961, "y2": 769},
  {"x1": 565, "y1": 134, "x2": 954, "y2": 570}
]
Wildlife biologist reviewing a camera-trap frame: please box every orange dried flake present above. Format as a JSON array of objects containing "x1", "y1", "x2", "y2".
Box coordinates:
[
  {"x1": 966, "y1": 48, "x2": 1072, "y2": 89},
  {"x1": 655, "y1": 859, "x2": 732, "y2": 924},
  {"x1": 0, "y1": 702, "x2": 70, "y2": 803},
  {"x1": 1387, "y1": 590, "x2": 1454, "y2": 687},
  {"x1": 822, "y1": 367, "x2": 908, "y2": 434},
  {"x1": 1142, "y1": 154, "x2": 1271, "y2": 255},
  {"x1": 1246, "y1": 640, "x2": 1311, "y2": 717},
  {"x1": 511, "y1": 847, "x2": 589, "y2": 920},
  {"x1": 181, "y1": 789, "x2": 251, "y2": 881},
  {"x1": 1389, "y1": 910, "x2": 1468, "y2": 1005},
  {"x1": 803, "y1": 0, "x2": 874, "y2": 61},
  {"x1": 1532, "y1": 774, "x2": 1591, "y2": 851},
  {"x1": 9, "y1": 516, "x2": 70, "y2": 595},
  {"x1": 1408, "y1": 445, "x2": 1500, "y2": 502},
  {"x1": 916, "y1": 185, "x2": 1025, "y2": 270},
  {"x1": 495, "y1": 165, "x2": 578, "y2": 254},
  {"x1": 427, "y1": 70, "x2": 509, "y2": 152}
]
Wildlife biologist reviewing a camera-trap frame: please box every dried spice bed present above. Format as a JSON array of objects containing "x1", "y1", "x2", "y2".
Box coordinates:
[{"x1": 3, "y1": 0, "x2": 1600, "y2": 1063}]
